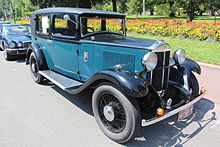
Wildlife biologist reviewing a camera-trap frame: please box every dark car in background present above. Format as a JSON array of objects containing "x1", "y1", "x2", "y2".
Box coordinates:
[{"x1": 0, "y1": 24, "x2": 31, "y2": 60}]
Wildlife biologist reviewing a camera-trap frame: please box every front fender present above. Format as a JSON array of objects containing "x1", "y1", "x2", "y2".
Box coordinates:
[
  {"x1": 26, "y1": 43, "x2": 48, "y2": 70},
  {"x1": 93, "y1": 69, "x2": 149, "y2": 98},
  {"x1": 180, "y1": 58, "x2": 201, "y2": 75},
  {"x1": 70, "y1": 68, "x2": 149, "y2": 98}
]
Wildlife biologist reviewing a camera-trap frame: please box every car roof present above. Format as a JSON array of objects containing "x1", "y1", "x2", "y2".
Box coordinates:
[
  {"x1": 0, "y1": 21, "x2": 10, "y2": 24},
  {"x1": 33, "y1": 7, "x2": 126, "y2": 17}
]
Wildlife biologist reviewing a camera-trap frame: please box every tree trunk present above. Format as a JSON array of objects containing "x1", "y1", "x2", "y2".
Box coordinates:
[
  {"x1": 149, "y1": 5, "x2": 154, "y2": 15},
  {"x1": 112, "y1": 0, "x2": 117, "y2": 12},
  {"x1": 199, "y1": 11, "x2": 203, "y2": 16},
  {"x1": 169, "y1": 0, "x2": 175, "y2": 17},
  {"x1": 186, "y1": 0, "x2": 194, "y2": 22},
  {"x1": 121, "y1": 0, "x2": 126, "y2": 13},
  {"x1": 143, "y1": 0, "x2": 146, "y2": 15},
  {"x1": 210, "y1": 9, "x2": 215, "y2": 16}
]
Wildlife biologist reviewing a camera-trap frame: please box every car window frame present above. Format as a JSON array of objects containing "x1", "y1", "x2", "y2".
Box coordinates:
[
  {"x1": 35, "y1": 14, "x2": 51, "y2": 37},
  {"x1": 51, "y1": 13, "x2": 78, "y2": 40},
  {"x1": 79, "y1": 15, "x2": 126, "y2": 38}
]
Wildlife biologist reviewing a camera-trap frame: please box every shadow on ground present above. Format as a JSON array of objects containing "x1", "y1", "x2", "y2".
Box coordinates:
[
  {"x1": 50, "y1": 85, "x2": 216, "y2": 146},
  {"x1": 127, "y1": 98, "x2": 216, "y2": 147}
]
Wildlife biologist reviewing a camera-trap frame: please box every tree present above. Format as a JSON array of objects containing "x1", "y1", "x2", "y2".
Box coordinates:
[
  {"x1": 0, "y1": 0, "x2": 11, "y2": 20},
  {"x1": 127, "y1": 0, "x2": 142, "y2": 17},
  {"x1": 204, "y1": 0, "x2": 220, "y2": 16}
]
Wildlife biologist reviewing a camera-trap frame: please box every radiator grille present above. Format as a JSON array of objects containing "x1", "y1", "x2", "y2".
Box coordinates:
[
  {"x1": 23, "y1": 42, "x2": 31, "y2": 48},
  {"x1": 150, "y1": 51, "x2": 170, "y2": 91},
  {"x1": 103, "y1": 51, "x2": 135, "y2": 71}
]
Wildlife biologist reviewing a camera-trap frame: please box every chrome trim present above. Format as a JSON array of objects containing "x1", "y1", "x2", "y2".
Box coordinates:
[
  {"x1": 183, "y1": 74, "x2": 189, "y2": 91},
  {"x1": 161, "y1": 52, "x2": 166, "y2": 88},
  {"x1": 148, "y1": 42, "x2": 171, "y2": 52},
  {"x1": 141, "y1": 92, "x2": 205, "y2": 127},
  {"x1": 150, "y1": 71, "x2": 153, "y2": 84}
]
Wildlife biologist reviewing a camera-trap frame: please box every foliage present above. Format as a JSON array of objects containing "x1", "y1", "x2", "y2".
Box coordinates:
[
  {"x1": 154, "y1": 3, "x2": 170, "y2": 15},
  {"x1": 126, "y1": 19, "x2": 220, "y2": 41},
  {"x1": 0, "y1": 0, "x2": 11, "y2": 20},
  {"x1": 127, "y1": 0, "x2": 142, "y2": 16}
]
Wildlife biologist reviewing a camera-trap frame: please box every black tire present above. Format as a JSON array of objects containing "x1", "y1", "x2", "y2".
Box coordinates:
[
  {"x1": 189, "y1": 73, "x2": 199, "y2": 97},
  {"x1": 29, "y1": 52, "x2": 44, "y2": 84},
  {"x1": 92, "y1": 83, "x2": 141, "y2": 143},
  {"x1": 4, "y1": 50, "x2": 13, "y2": 61}
]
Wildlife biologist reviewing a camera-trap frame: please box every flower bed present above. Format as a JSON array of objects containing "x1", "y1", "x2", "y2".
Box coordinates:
[
  {"x1": 127, "y1": 19, "x2": 220, "y2": 41},
  {"x1": 16, "y1": 18, "x2": 220, "y2": 41}
]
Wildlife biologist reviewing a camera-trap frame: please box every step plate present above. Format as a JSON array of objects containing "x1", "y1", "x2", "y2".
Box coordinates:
[{"x1": 39, "y1": 70, "x2": 82, "y2": 90}]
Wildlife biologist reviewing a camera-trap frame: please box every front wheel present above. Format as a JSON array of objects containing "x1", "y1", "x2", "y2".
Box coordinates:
[
  {"x1": 4, "y1": 51, "x2": 13, "y2": 61},
  {"x1": 92, "y1": 83, "x2": 141, "y2": 143},
  {"x1": 29, "y1": 52, "x2": 44, "y2": 84}
]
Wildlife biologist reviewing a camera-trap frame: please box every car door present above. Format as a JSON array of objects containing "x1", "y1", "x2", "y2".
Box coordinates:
[
  {"x1": 34, "y1": 14, "x2": 54, "y2": 68},
  {"x1": 50, "y1": 14, "x2": 80, "y2": 80}
]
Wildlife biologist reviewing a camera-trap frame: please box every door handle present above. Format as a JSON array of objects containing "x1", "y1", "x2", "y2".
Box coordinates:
[{"x1": 46, "y1": 40, "x2": 54, "y2": 47}]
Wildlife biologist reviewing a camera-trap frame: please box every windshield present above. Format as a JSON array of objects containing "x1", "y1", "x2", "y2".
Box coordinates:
[
  {"x1": 80, "y1": 17, "x2": 125, "y2": 36},
  {"x1": 3, "y1": 25, "x2": 30, "y2": 36}
]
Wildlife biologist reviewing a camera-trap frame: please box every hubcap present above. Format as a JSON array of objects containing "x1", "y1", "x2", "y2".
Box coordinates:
[{"x1": 103, "y1": 105, "x2": 115, "y2": 122}]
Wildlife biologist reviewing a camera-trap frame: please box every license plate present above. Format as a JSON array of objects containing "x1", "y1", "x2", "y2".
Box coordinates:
[{"x1": 178, "y1": 105, "x2": 194, "y2": 121}]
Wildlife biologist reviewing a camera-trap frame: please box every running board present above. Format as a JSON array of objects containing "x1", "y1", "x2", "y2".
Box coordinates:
[{"x1": 39, "y1": 70, "x2": 83, "y2": 91}]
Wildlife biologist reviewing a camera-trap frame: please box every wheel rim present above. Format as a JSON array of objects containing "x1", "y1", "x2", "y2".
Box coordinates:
[
  {"x1": 4, "y1": 51, "x2": 7, "y2": 59},
  {"x1": 30, "y1": 57, "x2": 39, "y2": 79},
  {"x1": 98, "y1": 92, "x2": 126, "y2": 133}
]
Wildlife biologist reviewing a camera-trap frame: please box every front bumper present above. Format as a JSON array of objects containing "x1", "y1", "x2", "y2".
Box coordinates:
[
  {"x1": 141, "y1": 91, "x2": 205, "y2": 127},
  {"x1": 6, "y1": 48, "x2": 27, "y2": 55}
]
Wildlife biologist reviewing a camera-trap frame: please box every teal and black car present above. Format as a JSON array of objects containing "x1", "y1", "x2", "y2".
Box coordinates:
[
  {"x1": 1, "y1": 24, "x2": 31, "y2": 60},
  {"x1": 26, "y1": 7, "x2": 206, "y2": 143}
]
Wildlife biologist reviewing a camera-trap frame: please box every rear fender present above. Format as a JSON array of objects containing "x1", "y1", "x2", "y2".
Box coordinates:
[{"x1": 26, "y1": 43, "x2": 48, "y2": 70}]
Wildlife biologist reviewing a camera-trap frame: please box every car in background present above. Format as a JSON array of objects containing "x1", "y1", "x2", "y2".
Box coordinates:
[
  {"x1": 0, "y1": 24, "x2": 31, "y2": 60},
  {"x1": 0, "y1": 21, "x2": 10, "y2": 49}
]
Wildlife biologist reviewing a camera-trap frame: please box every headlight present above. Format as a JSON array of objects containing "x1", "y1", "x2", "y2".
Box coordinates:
[
  {"x1": 9, "y1": 42, "x2": 16, "y2": 48},
  {"x1": 142, "y1": 52, "x2": 158, "y2": 71},
  {"x1": 173, "y1": 49, "x2": 186, "y2": 64},
  {"x1": 17, "y1": 42, "x2": 23, "y2": 48}
]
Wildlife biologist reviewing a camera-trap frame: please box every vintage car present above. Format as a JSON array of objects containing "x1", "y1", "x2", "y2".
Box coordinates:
[
  {"x1": 0, "y1": 24, "x2": 31, "y2": 60},
  {"x1": 26, "y1": 8, "x2": 206, "y2": 143}
]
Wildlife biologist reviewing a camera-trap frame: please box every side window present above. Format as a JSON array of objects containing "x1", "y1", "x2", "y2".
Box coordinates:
[
  {"x1": 52, "y1": 14, "x2": 76, "y2": 38},
  {"x1": 36, "y1": 15, "x2": 50, "y2": 35}
]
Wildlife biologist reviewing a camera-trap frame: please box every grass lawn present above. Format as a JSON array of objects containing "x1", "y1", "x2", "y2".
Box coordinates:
[
  {"x1": 128, "y1": 33, "x2": 220, "y2": 65},
  {"x1": 127, "y1": 15, "x2": 220, "y2": 22}
]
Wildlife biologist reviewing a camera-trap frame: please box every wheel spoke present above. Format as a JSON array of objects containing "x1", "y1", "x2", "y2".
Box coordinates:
[{"x1": 98, "y1": 92, "x2": 126, "y2": 133}]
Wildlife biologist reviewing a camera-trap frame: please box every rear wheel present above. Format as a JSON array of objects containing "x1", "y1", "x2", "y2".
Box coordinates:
[
  {"x1": 29, "y1": 52, "x2": 44, "y2": 84},
  {"x1": 92, "y1": 83, "x2": 141, "y2": 143}
]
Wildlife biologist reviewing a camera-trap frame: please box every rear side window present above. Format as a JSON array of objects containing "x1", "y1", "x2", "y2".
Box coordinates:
[
  {"x1": 52, "y1": 14, "x2": 77, "y2": 38},
  {"x1": 36, "y1": 15, "x2": 50, "y2": 35}
]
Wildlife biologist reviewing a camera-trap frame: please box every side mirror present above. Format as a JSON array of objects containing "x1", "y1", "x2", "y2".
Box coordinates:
[
  {"x1": 63, "y1": 14, "x2": 70, "y2": 20},
  {"x1": 63, "y1": 14, "x2": 77, "y2": 26}
]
